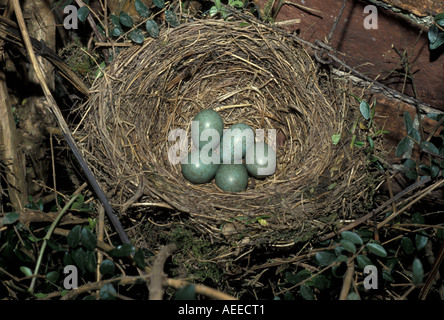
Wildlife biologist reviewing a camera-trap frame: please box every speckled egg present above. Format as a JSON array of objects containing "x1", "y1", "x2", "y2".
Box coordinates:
[
  {"x1": 245, "y1": 142, "x2": 276, "y2": 178},
  {"x1": 181, "y1": 149, "x2": 220, "y2": 184},
  {"x1": 191, "y1": 109, "x2": 224, "y2": 150},
  {"x1": 220, "y1": 123, "x2": 254, "y2": 164},
  {"x1": 215, "y1": 164, "x2": 249, "y2": 192}
]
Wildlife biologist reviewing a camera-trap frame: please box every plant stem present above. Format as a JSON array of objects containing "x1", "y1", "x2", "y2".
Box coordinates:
[{"x1": 29, "y1": 194, "x2": 80, "y2": 293}]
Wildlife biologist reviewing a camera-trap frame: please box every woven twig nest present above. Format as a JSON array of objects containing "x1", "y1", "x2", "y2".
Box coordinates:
[{"x1": 79, "y1": 20, "x2": 374, "y2": 245}]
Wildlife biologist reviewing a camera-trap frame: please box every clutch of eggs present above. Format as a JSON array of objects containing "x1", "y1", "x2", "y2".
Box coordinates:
[{"x1": 182, "y1": 109, "x2": 276, "y2": 192}]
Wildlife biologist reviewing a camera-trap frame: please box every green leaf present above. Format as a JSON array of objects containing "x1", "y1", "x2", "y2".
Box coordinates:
[
  {"x1": 356, "y1": 254, "x2": 373, "y2": 269},
  {"x1": 347, "y1": 292, "x2": 360, "y2": 300},
  {"x1": 430, "y1": 164, "x2": 440, "y2": 178},
  {"x1": 401, "y1": 237, "x2": 414, "y2": 254},
  {"x1": 145, "y1": 20, "x2": 159, "y2": 38},
  {"x1": 209, "y1": 6, "x2": 219, "y2": 17},
  {"x1": 85, "y1": 250, "x2": 97, "y2": 273},
  {"x1": 67, "y1": 225, "x2": 82, "y2": 248},
  {"x1": 46, "y1": 271, "x2": 59, "y2": 283},
  {"x1": 331, "y1": 133, "x2": 341, "y2": 145},
  {"x1": 119, "y1": 11, "x2": 134, "y2": 28},
  {"x1": 406, "y1": 169, "x2": 418, "y2": 180},
  {"x1": 71, "y1": 247, "x2": 86, "y2": 273},
  {"x1": 340, "y1": 239, "x2": 356, "y2": 254},
  {"x1": 412, "y1": 212, "x2": 425, "y2": 224},
  {"x1": 20, "y1": 266, "x2": 33, "y2": 277},
  {"x1": 341, "y1": 231, "x2": 363, "y2": 245},
  {"x1": 429, "y1": 24, "x2": 444, "y2": 50},
  {"x1": 408, "y1": 128, "x2": 421, "y2": 143},
  {"x1": 175, "y1": 284, "x2": 196, "y2": 300},
  {"x1": 412, "y1": 258, "x2": 424, "y2": 285},
  {"x1": 300, "y1": 285, "x2": 315, "y2": 300},
  {"x1": 165, "y1": 10, "x2": 179, "y2": 27},
  {"x1": 415, "y1": 231, "x2": 428, "y2": 251},
  {"x1": 420, "y1": 141, "x2": 440, "y2": 155},
  {"x1": 315, "y1": 251, "x2": 336, "y2": 266},
  {"x1": 403, "y1": 111, "x2": 413, "y2": 134},
  {"x1": 110, "y1": 14, "x2": 120, "y2": 27},
  {"x1": 135, "y1": 0, "x2": 150, "y2": 18},
  {"x1": 403, "y1": 158, "x2": 416, "y2": 169},
  {"x1": 2, "y1": 212, "x2": 20, "y2": 225},
  {"x1": 99, "y1": 259, "x2": 116, "y2": 275},
  {"x1": 366, "y1": 243, "x2": 387, "y2": 257},
  {"x1": 130, "y1": 29, "x2": 144, "y2": 43},
  {"x1": 395, "y1": 136, "x2": 411, "y2": 158},
  {"x1": 100, "y1": 283, "x2": 117, "y2": 300},
  {"x1": 152, "y1": 0, "x2": 164, "y2": 8},
  {"x1": 108, "y1": 243, "x2": 135, "y2": 258},
  {"x1": 77, "y1": 6, "x2": 89, "y2": 22},
  {"x1": 359, "y1": 101, "x2": 370, "y2": 120},
  {"x1": 80, "y1": 227, "x2": 97, "y2": 250},
  {"x1": 134, "y1": 249, "x2": 147, "y2": 269},
  {"x1": 111, "y1": 26, "x2": 122, "y2": 37},
  {"x1": 312, "y1": 274, "x2": 331, "y2": 290},
  {"x1": 435, "y1": 13, "x2": 444, "y2": 25}
]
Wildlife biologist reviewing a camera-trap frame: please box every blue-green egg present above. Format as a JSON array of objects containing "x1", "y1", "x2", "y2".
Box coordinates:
[
  {"x1": 220, "y1": 123, "x2": 254, "y2": 164},
  {"x1": 191, "y1": 109, "x2": 224, "y2": 150},
  {"x1": 245, "y1": 142, "x2": 276, "y2": 178},
  {"x1": 181, "y1": 149, "x2": 219, "y2": 184},
  {"x1": 215, "y1": 164, "x2": 249, "y2": 192}
]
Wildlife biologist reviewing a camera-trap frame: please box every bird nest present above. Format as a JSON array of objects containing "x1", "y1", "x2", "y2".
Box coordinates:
[{"x1": 78, "y1": 20, "x2": 377, "y2": 246}]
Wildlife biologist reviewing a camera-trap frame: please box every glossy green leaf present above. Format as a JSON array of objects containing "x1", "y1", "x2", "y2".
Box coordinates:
[
  {"x1": 71, "y1": 247, "x2": 86, "y2": 273},
  {"x1": 347, "y1": 292, "x2": 360, "y2": 300},
  {"x1": 108, "y1": 243, "x2": 135, "y2": 258},
  {"x1": 80, "y1": 227, "x2": 97, "y2": 250},
  {"x1": 85, "y1": 250, "x2": 97, "y2": 273},
  {"x1": 315, "y1": 251, "x2": 336, "y2": 266},
  {"x1": 99, "y1": 259, "x2": 116, "y2": 275},
  {"x1": 130, "y1": 29, "x2": 144, "y2": 43},
  {"x1": 119, "y1": 11, "x2": 133, "y2": 27},
  {"x1": 356, "y1": 254, "x2": 373, "y2": 269},
  {"x1": 403, "y1": 158, "x2": 416, "y2": 169},
  {"x1": 77, "y1": 6, "x2": 89, "y2": 22},
  {"x1": 412, "y1": 258, "x2": 424, "y2": 285},
  {"x1": 341, "y1": 231, "x2": 363, "y2": 245},
  {"x1": 2, "y1": 212, "x2": 20, "y2": 225},
  {"x1": 412, "y1": 212, "x2": 425, "y2": 224},
  {"x1": 111, "y1": 27, "x2": 122, "y2": 37},
  {"x1": 110, "y1": 14, "x2": 120, "y2": 27},
  {"x1": 401, "y1": 237, "x2": 414, "y2": 254},
  {"x1": 46, "y1": 271, "x2": 59, "y2": 283},
  {"x1": 406, "y1": 169, "x2": 418, "y2": 180},
  {"x1": 20, "y1": 266, "x2": 33, "y2": 277},
  {"x1": 366, "y1": 243, "x2": 387, "y2": 257},
  {"x1": 435, "y1": 13, "x2": 444, "y2": 25},
  {"x1": 420, "y1": 141, "x2": 440, "y2": 155},
  {"x1": 403, "y1": 111, "x2": 413, "y2": 134},
  {"x1": 100, "y1": 283, "x2": 117, "y2": 300},
  {"x1": 395, "y1": 136, "x2": 410, "y2": 158},
  {"x1": 340, "y1": 239, "x2": 356, "y2": 254},
  {"x1": 134, "y1": 249, "x2": 147, "y2": 269},
  {"x1": 67, "y1": 225, "x2": 81, "y2": 248},
  {"x1": 312, "y1": 274, "x2": 331, "y2": 290},
  {"x1": 145, "y1": 20, "x2": 159, "y2": 38},
  {"x1": 63, "y1": 251, "x2": 73, "y2": 266},
  {"x1": 165, "y1": 10, "x2": 179, "y2": 27},
  {"x1": 429, "y1": 24, "x2": 444, "y2": 50},
  {"x1": 300, "y1": 285, "x2": 315, "y2": 300},
  {"x1": 152, "y1": 0, "x2": 164, "y2": 8},
  {"x1": 415, "y1": 231, "x2": 428, "y2": 251},
  {"x1": 135, "y1": 0, "x2": 150, "y2": 18},
  {"x1": 359, "y1": 101, "x2": 370, "y2": 120},
  {"x1": 408, "y1": 128, "x2": 421, "y2": 143},
  {"x1": 175, "y1": 284, "x2": 196, "y2": 300}
]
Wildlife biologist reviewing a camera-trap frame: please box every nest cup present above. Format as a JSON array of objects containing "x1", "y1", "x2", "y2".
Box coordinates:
[{"x1": 79, "y1": 20, "x2": 370, "y2": 245}]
